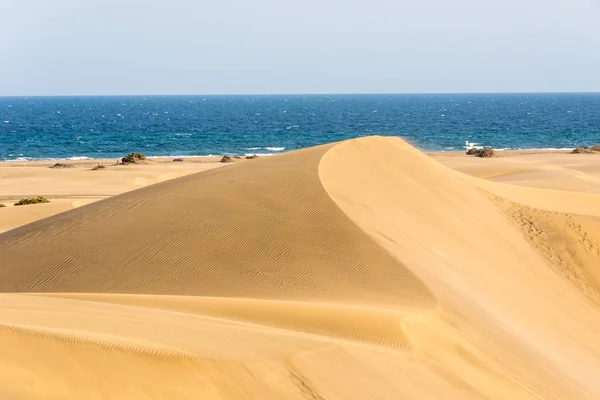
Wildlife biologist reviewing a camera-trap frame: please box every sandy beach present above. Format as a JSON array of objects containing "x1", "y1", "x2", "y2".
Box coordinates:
[
  {"x1": 2, "y1": 136, "x2": 600, "y2": 399},
  {"x1": 0, "y1": 157, "x2": 225, "y2": 233}
]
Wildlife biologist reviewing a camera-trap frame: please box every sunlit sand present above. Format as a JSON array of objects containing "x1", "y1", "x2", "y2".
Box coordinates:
[{"x1": 2, "y1": 136, "x2": 600, "y2": 399}]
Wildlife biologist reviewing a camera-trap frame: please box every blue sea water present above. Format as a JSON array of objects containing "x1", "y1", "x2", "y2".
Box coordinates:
[{"x1": 1, "y1": 94, "x2": 599, "y2": 161}]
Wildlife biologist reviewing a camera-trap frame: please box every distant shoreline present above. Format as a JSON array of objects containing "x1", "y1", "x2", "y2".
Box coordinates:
[
  {"x1": 0, "y1": 156, "x2": 224, "y2": 167},
  {"x1": 1, "y1": 147, "x2": 581, "y2": 164}
]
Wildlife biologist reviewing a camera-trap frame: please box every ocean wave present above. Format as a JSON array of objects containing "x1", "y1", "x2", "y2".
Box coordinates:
[
  {"x1": 5, "y1": 157, "x2": 35, "y2": 162},
  {"x1": 244, "y1": 153, "x2": 277, "y2": 157},
  {"x1": 65, "y1": 156, "x2": 92, "y2": 160},
  {"x1": 482, "y1": 147, "x2": 575, "y2": 152},
  {"x1": 147, "y1": 154, "x2": 219, "y2": 159},
  {"x1": 461, "y1": 147, "x2": 576, "y2": 152},
  {"x1": 3, "y1": 155, "x2": 93, "y2": 162},
  {"x1": 245, "y1": 147, "x2": 286, "y2": 152},
  {"x1": 516, "y1": 147, "x2": 575, "y2": 151}
]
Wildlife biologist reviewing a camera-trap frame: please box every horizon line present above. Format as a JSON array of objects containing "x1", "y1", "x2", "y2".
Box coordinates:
[{"x1": 1, "y1": 91, "x2": 600, "y2": 98}]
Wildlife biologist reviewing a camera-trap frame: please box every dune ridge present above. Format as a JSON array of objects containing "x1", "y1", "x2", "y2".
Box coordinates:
[{"x1": 2, "y1": 136, "x2": 600, "y2": 399}]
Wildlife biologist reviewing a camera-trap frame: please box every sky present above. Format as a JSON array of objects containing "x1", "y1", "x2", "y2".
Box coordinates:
[{"x1": 1, "y1": 0, "x2": 599, "y2": 95}]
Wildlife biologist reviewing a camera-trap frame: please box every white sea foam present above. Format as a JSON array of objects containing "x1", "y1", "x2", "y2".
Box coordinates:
[
  {"x1": 147, "y1": 154, "x2": 218, "y2": 159},
  {"x1": 3, "y1": 120, "x2": 9, "y2": 123},
  {"x1": 65, "y1": 156, "x2": 92, "y2": 160},
  {"x1": 4, "y1": 155, "x2": 94, "y2": 162},
  {"x1": 465, "y1": 147, "x2": 576, "y2": 152},
  {"x1": 6, "y1": 157, "x2": 35, "y2": 162},
  {"x1": 265, "y1": 147, "x2": 285, "y2": 151},
  {"x1": 517, "y1": 147, "x2": 575, "y2": 151},
  {"x1": 246, "y1": 147, "x2": 261, "y2": 150},
  {"x1": 244, "y1": 153, "x2": 276, "y2": 157}
]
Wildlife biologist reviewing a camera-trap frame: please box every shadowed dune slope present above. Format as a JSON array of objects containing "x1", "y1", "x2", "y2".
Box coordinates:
[
  {"x1": 0, "y1": 143, "x2": 432, "y2": 306},
  {"x1": 3, "y1": 136, "x2": 600, "y2": 399}
]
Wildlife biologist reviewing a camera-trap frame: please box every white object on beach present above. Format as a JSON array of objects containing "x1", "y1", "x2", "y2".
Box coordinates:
[{"x1": 464, "y1": 141, "x2": 483, "y2": 150}]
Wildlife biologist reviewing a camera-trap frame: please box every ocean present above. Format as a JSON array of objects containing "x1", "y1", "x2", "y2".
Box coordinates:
[{"x1": 1, "y1": 93, "x2": 599, "y2": 161}]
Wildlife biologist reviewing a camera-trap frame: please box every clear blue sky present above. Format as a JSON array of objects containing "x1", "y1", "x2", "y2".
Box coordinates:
[{"x1": 1, "y1": 0, "x2": 599, "y2": 95}]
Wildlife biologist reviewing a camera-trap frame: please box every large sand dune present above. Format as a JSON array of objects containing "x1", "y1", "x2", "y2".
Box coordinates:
[{"x1": 2, "y1": 136, "x2": 600, "y2": 399}]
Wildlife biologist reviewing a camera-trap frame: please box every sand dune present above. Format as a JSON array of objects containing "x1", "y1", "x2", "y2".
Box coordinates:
[
  {"x1": 2, "y1": 136, "x2": 600, "y2": 399},
  {"x1": 434, "y1": 150, "x2": 600, "y2": 194},
  {"x1": 0, "y1": 158, "x2": 224, "y2": 233}
]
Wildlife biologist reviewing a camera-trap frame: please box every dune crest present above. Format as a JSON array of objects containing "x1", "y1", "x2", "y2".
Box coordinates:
[{"x1": 2, "y1": 136, "x2": 600, "y2": 399}]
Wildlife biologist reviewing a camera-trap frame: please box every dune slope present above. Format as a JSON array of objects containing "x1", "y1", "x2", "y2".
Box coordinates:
[
  {"x1": 2, "y1": 136, "x2": 600, "y2": 399},
  {"x1": 0, "y1": 144, "x2": 431, "y2": 305}
]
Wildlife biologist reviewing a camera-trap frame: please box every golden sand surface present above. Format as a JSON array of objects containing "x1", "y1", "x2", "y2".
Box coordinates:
[
  {"x1": 0, "y1": 157, "x2": 224, "y2": 233},
  {"x1": 1, "y1": 137, "x2": 600, "y2": 399}
]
